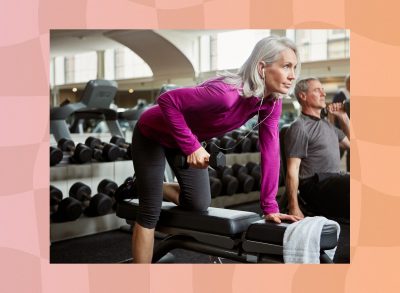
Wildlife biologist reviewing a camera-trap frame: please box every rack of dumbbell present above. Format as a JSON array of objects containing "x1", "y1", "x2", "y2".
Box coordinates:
[
  {"x1": 50, "y1": 176, "x2": 137, "y2": 241},
  {"x1": 50, "y1": 178, "x2": 136, "y2": 221},
  {"x1": 50, "y1": 136, "x2": 133, "y2": 167},
  {"x1": 50, "y1": 134, "x2": 136, "y2": 242},
  {"x1": 50, "y1": 127, "x2": 266, "y2": 240}
]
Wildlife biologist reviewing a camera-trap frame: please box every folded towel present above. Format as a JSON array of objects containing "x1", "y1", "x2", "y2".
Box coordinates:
[{"x1": 283, "y1": 216, "x2": 340, "y2": 264}]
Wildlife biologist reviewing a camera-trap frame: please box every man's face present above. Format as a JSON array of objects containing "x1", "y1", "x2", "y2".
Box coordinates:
[{"x1": 304, "y1": 80, "x2": 326, "y2": 109}]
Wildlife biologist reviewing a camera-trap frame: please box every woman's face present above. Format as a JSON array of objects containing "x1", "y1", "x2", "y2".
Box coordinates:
[{"x1": 263, "y1": 48, "x2": 297, "y2": 95}]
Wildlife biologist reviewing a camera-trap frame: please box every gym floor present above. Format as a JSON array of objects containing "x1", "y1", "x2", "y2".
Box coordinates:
[{"x1": 50, "y1": 201, "x2": 350, "y2": 264}]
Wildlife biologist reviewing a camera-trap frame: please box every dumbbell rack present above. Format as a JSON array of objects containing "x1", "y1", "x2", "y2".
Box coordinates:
[
  {"x1": 50, "y1": 133, "x2": 132, "y2": 242},
  {"x1": 51, "y1": 134, "x2": 266, "y2": 242}
]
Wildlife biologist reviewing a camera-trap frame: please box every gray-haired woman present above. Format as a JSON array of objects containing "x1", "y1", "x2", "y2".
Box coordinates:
[{"x1": 131, "y1": 35, "x2": 302, "y2": 263}]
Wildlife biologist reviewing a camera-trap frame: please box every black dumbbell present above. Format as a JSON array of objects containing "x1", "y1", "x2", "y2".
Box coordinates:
[
  {"x1": 219, "y1": 135, "x2": 235, "y2": 153},
  {"x1": 173, "y1": 151, "x2": 226, "y2": 170},
  {"x1": 205, "y1": 138, "x2": 221, "y2": 154},
  {"x1": 245, "y1": 162, "x2": 261, "y2": 191},
  {"x1": 98, "y1": 179, "x2": 118, "y2": 197},
  {"x1": 50, "y1": 146, "x2": 63, "y2": 166},
  {"x1": 114, "y1": 176, "x2": 138, "y2": 202},
  {"x1": 216, "y1": 165, "x2": 233, "y2": 178},
  {"x1": 220, "y1": 174, "x2": 239, "y2": 196},
  {"x1": 98, "y1": 179, "x2": 118, "y2": 208},
  {"x1": 85, "y1": 137, "x2": 121, "y2": 162},
  {"x1": 246, "y1": 130, "x2": 259, "y2": 152},
  {"x1": 208, "y1": 168, "x2": 222, "y2": 198},
  {"x1": 216, "y1": 166, "x2": 239, "y2": 195},
  {"x1": 69, "y1": 182, "x2": 113, "y2": 217},
  {"x1": 58, "y1": 138, "x2": 93, "y2": 164},
  {"x1": 50, "y1": 185, "x2": 63, "y2": 214},
  {"x1": 213, "y1": 166, "x2": 238, "y2": 196},
  {"x1": 232, "y1": 163, "x2": 254, "y2": 193},
  {"x1": 208, "y1": 167, "x2": 217, "y2": 178},
  {"x1": 69, "y1": 181, "x2": 91, "y2": 201},
  {"x1": 230, "y1": 130, "x2": 252, "y2": 153},
  {"x1": 50, "y1": 186, "x2": 82, "y2": 222},
  {"x1": 110, "y1": 136, "x2": 132, "y2": 160},
  {"x1": 232, "y1": 163, "x2": 248, "y2": 176}
]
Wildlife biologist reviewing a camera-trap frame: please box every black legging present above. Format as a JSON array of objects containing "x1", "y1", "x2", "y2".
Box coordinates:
[
  {"x1": 131, "y1": 125, "x2": 211, "y2": 229},
  {"x1": 299, "y1": 173, "x2": 350, "y2": 220}
]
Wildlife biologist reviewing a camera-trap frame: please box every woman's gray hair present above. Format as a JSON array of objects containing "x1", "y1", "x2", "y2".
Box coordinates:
[{"x1": 219, "y1": 35, "x2": 300, "y2": 99}]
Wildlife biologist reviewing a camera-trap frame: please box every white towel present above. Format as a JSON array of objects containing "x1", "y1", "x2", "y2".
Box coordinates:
[{"x1": 283, "y1": 216, "x2": 340, "y2": 264}]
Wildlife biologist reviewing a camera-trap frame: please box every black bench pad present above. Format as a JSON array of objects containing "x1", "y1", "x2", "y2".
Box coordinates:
[
  {"x1": 245, "y1": 220, "x2": 338, "y2": 249},
  {"x1": 117, "y1": 199, "x2": 261, "y2": 237}
]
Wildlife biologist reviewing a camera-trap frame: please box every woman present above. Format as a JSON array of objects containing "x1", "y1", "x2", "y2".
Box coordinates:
[{"x1": 131, "y1": 35, "x2": 302, "y2": 263}]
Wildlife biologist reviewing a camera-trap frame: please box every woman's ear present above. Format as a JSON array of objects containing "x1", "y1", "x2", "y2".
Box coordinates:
[{"x1": 258, "y1": 61, "x2": 266, "y2": 78}]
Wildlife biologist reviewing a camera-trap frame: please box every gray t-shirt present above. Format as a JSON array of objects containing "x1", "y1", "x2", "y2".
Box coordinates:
[{"x1": 284, "y1": 113, "x2": 345, "y2": 179}]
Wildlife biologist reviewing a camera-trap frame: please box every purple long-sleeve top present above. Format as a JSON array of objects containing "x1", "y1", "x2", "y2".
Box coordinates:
[{"x1": 137, "y1": 78, "x2": 282, "y2": 214}]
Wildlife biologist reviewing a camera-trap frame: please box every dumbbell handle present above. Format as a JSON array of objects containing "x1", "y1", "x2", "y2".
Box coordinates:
[{"x1": 110, "y1": 136, "x2": 131, "y2": 148}]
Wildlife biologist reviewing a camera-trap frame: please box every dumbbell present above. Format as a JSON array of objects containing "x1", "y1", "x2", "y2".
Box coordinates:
[
  {"x1": 220, "y1": 175, "x2": 239, "y2": 196},
  {"x1": 208, "y1": 168, "x2": 222, "y2": 198},
  {"x1": 245, "y1": 162, "x2": 261, "y2": 191},
  {"x1": 50, "y1": 146, "x2": 63, "y2": 166},
  {"x1": 110, "y1": 136, "x2": 132, "y2": 160},
  {"x1": 174, "y1": 151, "x2": 231, "y2": 196},
  {"x1": 231, "y1": 163, "x2": 254, "y2": 193},
  {"x1": 69, "y1": 182, "x2": 113, "y2": 217},
  {"x1": 231, "y1": 130, "x2": 252, "y2": 153},
  {"x1": 322, "y1": 101, "x2": 350, "y2": 119},
  {"x1": 214, "y1": 166, "x2": 238, "y2": 196},
  {"x1": 58, "y1": 138, "x2": 93, "y2": 164},
  {"x1": 218, "y1": 135, "x2": 235, "y2": 153},
  {"x1": 173, "y1": 151, "x2": 226, "y2": 170},
  {"x1": 114, "y1": 176, "x2": 138, "y2": 202},
  {"x1": 249, "y1": 132, "x2": 259, "y2": 152},
  {"x1": 97, "y1": 179, "x2": 118, "y2": 209},
  {"x1": 205, "y1": 138, "x2": 221, "y2": 154},
  {"x1": 85, "y1": 137, "x2": 121, "y2": 162},
  {"x1": 50, "y1": 185, "x2": 63, "y2": 214},
  {"x1": 50, "y1": 185, "x2": 82, "y2": 222},
  {"x1": 215, "y1": 165, "x2": 232, "y2": 178}
]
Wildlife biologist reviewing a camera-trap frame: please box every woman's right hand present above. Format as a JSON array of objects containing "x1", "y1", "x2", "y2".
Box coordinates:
[
  {"x1": 187, "y1": 147, "x2": 210, "y2": 169},
  {"x1": 264, "y1": 212, "x2": 302, "y2": 224}
]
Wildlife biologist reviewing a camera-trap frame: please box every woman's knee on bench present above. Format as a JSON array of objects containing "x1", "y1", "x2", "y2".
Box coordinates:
[{"x1": 179, "y1": 190, "x2": 211, "y2": 212}]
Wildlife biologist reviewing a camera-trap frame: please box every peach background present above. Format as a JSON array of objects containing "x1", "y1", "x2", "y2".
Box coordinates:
[{"x1": 1, "y1": 0, "x2": 399, "y2": 292}]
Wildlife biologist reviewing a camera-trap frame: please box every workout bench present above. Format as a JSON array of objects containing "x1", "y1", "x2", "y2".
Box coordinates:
[{"x1": 116, "y1": 199, "x2": 338, "y2": 263}]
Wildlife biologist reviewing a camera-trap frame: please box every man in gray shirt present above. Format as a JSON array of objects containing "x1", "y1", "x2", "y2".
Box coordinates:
[{"x1": 285, "y1": 77, "x2": 350, "y2": 220}]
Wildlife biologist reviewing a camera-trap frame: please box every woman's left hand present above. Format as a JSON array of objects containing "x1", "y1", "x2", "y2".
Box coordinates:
[{"x1": 264, "y1": 213, "x2": 302, "y2": 224}]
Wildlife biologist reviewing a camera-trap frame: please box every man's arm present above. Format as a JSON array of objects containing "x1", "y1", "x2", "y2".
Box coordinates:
[
  {"x1": 339, "y1": 136, "x2": 350, "y2": 150},
  {"x1": 336, "y1": 113, "x2": 350, "y2": 150},
  {"x1": 328, "y1": 103, "x2": 350, "y2": 150},
  {"x1": 336, "y1": 112, "x2": 350, "y2": 140},
  {"x1": 286, "y1": 157, "x2": 304, "y2": 218}
]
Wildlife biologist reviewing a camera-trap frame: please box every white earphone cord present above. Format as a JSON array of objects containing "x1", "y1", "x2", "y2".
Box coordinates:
[{"x1": 206, "y1": 97, "x2": 277, "y2": 152}]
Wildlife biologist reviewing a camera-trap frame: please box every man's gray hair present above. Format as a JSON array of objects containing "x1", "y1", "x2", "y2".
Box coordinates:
[{"x1": 294, "y1": 77, "x2": 320, "y2": 102}]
